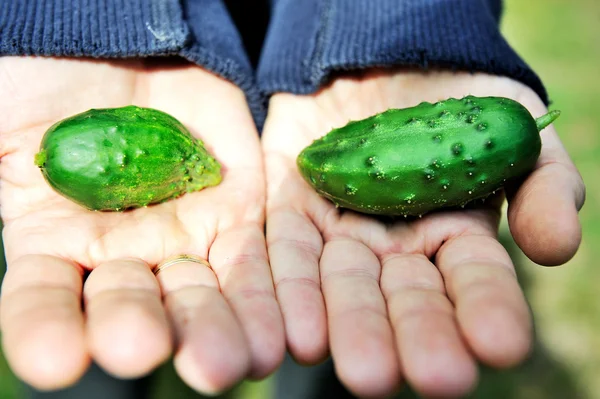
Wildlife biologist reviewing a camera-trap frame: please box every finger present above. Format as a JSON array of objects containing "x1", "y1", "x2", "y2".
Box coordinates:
[
  {"x1": 0, "y1": 255, "x2": 88, "y2": 390},
  {"x1": 381, "y1": 253, "x2": 478, "y2": 398},
  {"x1": 209, "y1": 223, "x2": 286, "y2": 379},
  {"x1": 266, "y1": 206, "x2": 327, "y2": 364},
  {"x1": 321, "y1": 239, "x2": 400, "y2": 398},
  {"x1": 437, "y1": 234, "x2": 533, "y2": 368},
  {"x1": 506, "y1": 95, "x2": 585, "y2": 266},
  {"x1": 156, "y1": 254, "x2": 250, "y2": 395},
  {"x1": 264, "y1": 150, "x2": 328, "y2": 364},
  {"x1": 82, "y1": 258, "x2": 171, "y2": 379}
]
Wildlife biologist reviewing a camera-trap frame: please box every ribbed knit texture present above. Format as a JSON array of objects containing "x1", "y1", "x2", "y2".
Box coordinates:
[
  {"x1": 257, "y1": 0, "x2": 549, "y2": 105},
  {"x1": 0, "y1": 0, "x2": 190, "y2": 56}
]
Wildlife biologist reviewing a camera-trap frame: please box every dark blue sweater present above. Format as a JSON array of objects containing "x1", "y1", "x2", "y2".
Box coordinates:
[{"x1": 0, "y1": 0, "x2": 547, "y2": 129}]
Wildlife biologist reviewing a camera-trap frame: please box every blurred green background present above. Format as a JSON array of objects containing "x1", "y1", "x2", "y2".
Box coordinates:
[{"x1": 1, "y1": 0, "x2": 599, "y2": 398}]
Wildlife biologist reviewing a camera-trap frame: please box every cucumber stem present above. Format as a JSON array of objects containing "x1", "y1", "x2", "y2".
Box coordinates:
[
  {"x1": 34, "y1": 150, "x2": 47, "y2": 167},
  {"x1": 535, "y1": 110, "x2": 561, "y2": 131}
]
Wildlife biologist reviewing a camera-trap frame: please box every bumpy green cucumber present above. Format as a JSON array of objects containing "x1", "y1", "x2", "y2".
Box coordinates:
[
  {"x1": 34, "y1": 105, "x2": 221, "y2": 211},
  {"x1": 297, "y1": 96, "x2": 560, "y2": 216}
]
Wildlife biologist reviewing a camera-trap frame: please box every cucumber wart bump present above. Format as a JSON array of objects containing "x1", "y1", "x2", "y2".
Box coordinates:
[
  {"x1": 297, "y1": 96, "x2": 560, "y2": 217},
  {"x1": 34, "y1": 106, "x2": 222, "y2": 211}
]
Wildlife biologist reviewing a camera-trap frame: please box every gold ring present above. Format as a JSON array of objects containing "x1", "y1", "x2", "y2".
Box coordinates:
[{"x1": 153, "y1": 254, "x2": 211, "y2": 275}]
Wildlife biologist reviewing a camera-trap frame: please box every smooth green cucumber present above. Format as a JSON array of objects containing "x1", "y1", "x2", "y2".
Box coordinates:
[
  {"x1": 34, "y1": 105, "x2": 221, "y2": 211},
  {"x1": 297, "y1": 96, "x2": 560, "y2": 216}
]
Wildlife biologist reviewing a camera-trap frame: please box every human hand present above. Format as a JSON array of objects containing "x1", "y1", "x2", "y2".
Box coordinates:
[
  {"x1": 0, "y1": 57, "x2": 284, "y2": 393},
  {"x1": 262, "y1": 68, "x2": 585, "y2": 398}
]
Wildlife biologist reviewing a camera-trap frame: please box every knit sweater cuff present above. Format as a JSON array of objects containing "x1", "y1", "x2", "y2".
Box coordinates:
[
  {"x1": 257, "y1": 0, "x2": 548, "y2": 105},
  {"x1": 0, "y1": 0, "x2": 190, "y2": 56}
]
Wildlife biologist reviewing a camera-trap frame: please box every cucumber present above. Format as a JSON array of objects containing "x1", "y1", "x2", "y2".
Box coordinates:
[
  {"x1": 296, "y1": 96, "x2": 560, "y2": 216},
  {"x1": 34, "y1": 105, "x2": 222, "y2": 211}
]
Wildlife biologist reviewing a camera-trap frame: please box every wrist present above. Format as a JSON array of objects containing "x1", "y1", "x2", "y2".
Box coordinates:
[{"x1": 258, "y1": 0, "x2": 548, "y2": 106}]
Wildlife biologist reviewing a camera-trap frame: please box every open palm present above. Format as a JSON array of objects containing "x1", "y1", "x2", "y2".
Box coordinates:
[
  {"x1": 0, "y1": 57, "x2": 284, "y2": 393},
  {"x1": 262, "y1": 69, "x2": 585, "y2": 398}
]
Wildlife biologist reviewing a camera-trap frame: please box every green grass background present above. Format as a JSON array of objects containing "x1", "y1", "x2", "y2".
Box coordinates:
[{"x1": 1, "y1": 0, "x2": 599, "y2": 397}]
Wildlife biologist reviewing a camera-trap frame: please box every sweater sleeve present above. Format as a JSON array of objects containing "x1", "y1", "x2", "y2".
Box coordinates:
[
  {"x1": 0, "y1": 0, "x2": 266, "y2": 126},
  {"x1": 256, "y1": 0, "x2": 548, "y2": 105}
]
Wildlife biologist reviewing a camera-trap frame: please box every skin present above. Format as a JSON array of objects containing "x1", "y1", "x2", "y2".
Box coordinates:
[
  {"x1": 0, "y1": 57, "x2": 586, "y2": 398},
  {"x1": 262, "y1": 68, "x2": 586, "y2": 398},
  {"x1": 0, "y1": 57, "x2": 285, "y2": 393}
]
